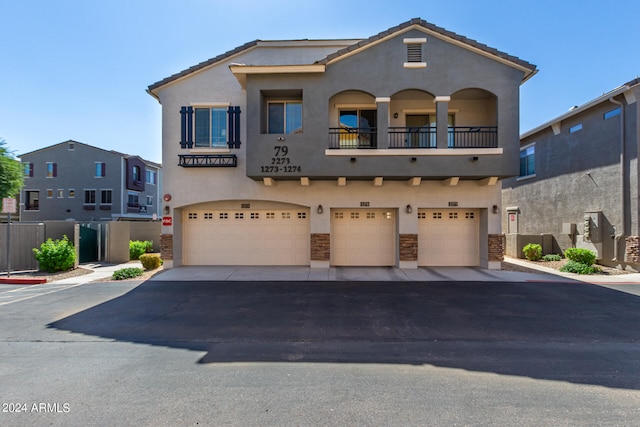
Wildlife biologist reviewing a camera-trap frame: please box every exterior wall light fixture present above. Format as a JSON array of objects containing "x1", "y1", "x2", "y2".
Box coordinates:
[
  {"x1": 317, "y1": 205, "x2": 323, "y2": 214},
  {"x1": 164, "y1": 206, "x2": 170, "y2": 215},
  {"x1": 406, "y1": 204, "x2": 412, "y2": 214},
  {"x1": 492, "y1": 205, "x2": 498, "y2": 214}
]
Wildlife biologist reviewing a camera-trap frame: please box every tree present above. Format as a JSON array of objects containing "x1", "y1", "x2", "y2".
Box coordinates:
[{"x1": 0, "y1": 139, "x2": 23, "y2": 199}]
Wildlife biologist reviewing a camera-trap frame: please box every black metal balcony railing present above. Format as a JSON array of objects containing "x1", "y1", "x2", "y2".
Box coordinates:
[
  {"x1": 328, "y1": 126, "x2": 497, "y2": 149},
  {"x1": 448, "y1": 127, "x2": 497, "y2": 148},
  {"x1": 328, "y1": 127, "x2": 377, "y2": 149},
  {"x1": 389, "y1": 127, "x2": 436, "y2": 148}
]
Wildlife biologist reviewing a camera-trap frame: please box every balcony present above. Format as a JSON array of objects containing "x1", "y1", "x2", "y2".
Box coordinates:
[
  {"x1": 448, "y1": 127, "x2": 497, "y2": 148},
  {"x1": 389, "y1": 127, "x2": 435, "y2": 148},
  {"x1": 329, "y1": 126, "x2": 497, "y2": 149},
  {"x1": 328, "y1": 127, "x2": 377, "y2": 149}
]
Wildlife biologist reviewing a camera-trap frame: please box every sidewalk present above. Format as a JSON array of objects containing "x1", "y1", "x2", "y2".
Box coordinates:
[
  {"x1": 48, "y1": 261, "x2": 143, "y2": 285},
  {"x1": 46, "y1": 259, "x2": 640, "y2": 289}
]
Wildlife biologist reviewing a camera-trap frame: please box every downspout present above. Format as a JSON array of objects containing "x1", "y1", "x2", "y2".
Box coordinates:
[{"x1": 609, "y1": 97, "x2": 625, "y2": 261}]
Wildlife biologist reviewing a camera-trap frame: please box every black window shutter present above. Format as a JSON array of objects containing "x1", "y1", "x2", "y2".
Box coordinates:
[
  {"x1": 186, "y1": 106, "x2": 193, "y2": 148},
  {"x1": 180, "y1": 107, "x2": 187, "y2": 148},
  {"x1": 227, "y1": 106, "x2": 241, "y2": 148},
  {"x1": 29, "y1": 163, "x2": 34, "y2": 177},
  {"x1": 102, "y1": 162, "x2": 106, "y2": 177},
  {"x1": 179, "y1": 107, "x2": 194, "y2": 149},
  {"x1": 53, "y1": 163, "x2": 57, "y2": 177}
]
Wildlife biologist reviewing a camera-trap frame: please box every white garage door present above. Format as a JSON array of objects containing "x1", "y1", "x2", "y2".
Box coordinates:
[
  {"x1": 418, "y1": 209, "x2": 479, "y2": 266},
  {"x1": 331, "y1": 209, "x2": 396, "y2": 266},
  {"x1": 183, "y1": 208, "x2": 310, "y2": 265}
]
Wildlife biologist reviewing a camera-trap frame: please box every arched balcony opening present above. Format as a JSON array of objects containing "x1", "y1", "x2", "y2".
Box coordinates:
[
  {"x1": 328, "y1": 90, "x2": 377, "y2": 149},
  {"x1": 448, "y1": 88, "x2": 498, "y2": 148},
  {"x1": 388, "y1": 89, "x2": 436, "y2": 148}
]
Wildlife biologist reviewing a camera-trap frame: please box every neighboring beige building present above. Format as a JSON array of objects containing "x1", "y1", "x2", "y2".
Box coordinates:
[{"x1": 147, "y1": 18, "x2": 536, "y2": 269}]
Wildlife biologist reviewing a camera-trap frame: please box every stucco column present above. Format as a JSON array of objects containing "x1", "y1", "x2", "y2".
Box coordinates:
[
  {"x1": 434, "y1": 96, "x2": 451, "y2": 149},
  {"x1": 376, "y1": 97, "x2": 390, "y2": 149}
]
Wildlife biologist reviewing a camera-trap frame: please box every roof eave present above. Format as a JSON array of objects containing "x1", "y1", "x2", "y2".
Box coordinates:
[{"x1": 521, "y1": 80, "x2": 639, "y2": 140}]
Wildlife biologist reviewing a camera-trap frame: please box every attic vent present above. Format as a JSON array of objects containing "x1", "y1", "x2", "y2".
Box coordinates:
[
  {"x1": 68, "y1": 142, "x2": 75, "y2": 150},
  {"x1": 407, "y1": 44, "x2": 422, "y2": 62},
  {"x1": 403, "y1": 37, "x2": 427, "y2": 68}
]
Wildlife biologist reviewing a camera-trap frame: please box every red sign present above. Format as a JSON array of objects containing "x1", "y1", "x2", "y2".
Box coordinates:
[{"x1": 162, "y1": 216, "x2": 172, "y2": 226}]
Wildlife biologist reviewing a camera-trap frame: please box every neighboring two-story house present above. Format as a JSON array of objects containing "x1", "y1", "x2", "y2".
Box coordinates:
[
  {"x1": 502, "y1": 78, "x2": 640, "y2": 270},
  {"x1": 147, "y1": 18, "x2": 536, "y2": 269},
  {"x1": 20, "y1": 140, "x2": 162, "y2": 222}
]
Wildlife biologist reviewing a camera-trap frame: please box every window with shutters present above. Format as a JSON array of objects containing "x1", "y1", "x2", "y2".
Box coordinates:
[
  {"x1": 46, "y1": 162, "x2": 57, "y2": 178},
  {"x1": 195, "y1": 107, "x2": 227, "y2": 148},
  {"x1": 179, "y1": 104, "x2": 241, "y2": 149},
  {"x1": 403, "y1": 38, "x2": 427, "y2": 68},
  {"x1": 95, "y1": 162, "x2": 106, "y2": 177},
  {"x1": 23, "y1": 162, "x2": 33, "y2": 178}
]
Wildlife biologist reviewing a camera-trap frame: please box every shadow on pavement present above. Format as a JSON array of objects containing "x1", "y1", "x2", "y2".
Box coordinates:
[{"x1": 49, "y1": 280, "x2": 640, "y2": 390}]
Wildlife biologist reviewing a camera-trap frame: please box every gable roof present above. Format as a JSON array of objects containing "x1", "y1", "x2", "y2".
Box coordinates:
[
  {"x1": 19, "y1": 140, "x2": 162, "y2": 168},
  {"x1": 147, "y1": 40, "x2": 259, "y2": 93},
  {"x1": 317, "y1": 18, "x2": 537, "y2": 82},
  {"x1": 147, "y1": 17, "x2": 537, "y2": 96}
]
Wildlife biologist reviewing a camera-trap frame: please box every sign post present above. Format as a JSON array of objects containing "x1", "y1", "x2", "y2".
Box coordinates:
[{"x1": 2, "y1": 198, "x2": 17, "y2": 277}]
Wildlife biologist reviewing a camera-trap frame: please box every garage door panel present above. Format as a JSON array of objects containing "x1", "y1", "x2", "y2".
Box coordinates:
[
  {"x1": 183, "y1": 208, "x2": 310, "y2": 265},
  {"x1": 419, "y1": 209, "x2": 479, "y2": 267},
  {"x1": 331, "y1": 209, "x2": 396, "y2": 266}
]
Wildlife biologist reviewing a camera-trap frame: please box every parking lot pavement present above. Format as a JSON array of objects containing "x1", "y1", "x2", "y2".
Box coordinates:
[{"x1": 3, "y1": 276, "x2": 640, "y2": 425}]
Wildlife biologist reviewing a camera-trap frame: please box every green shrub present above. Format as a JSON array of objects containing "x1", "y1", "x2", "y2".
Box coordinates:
[
  {"x1": 112, "y1": 267, "x2": 144, "y2": 280},
  {"x1": 560, "y1": 260, "x2": 600, "y2": 275},
  {"x1": 129, "y1": 240, "x2": 153, "y2": 260},
  {"x1": 542, "y1": 254, "x2": 562, "y2": 262},
  {"x1": 139, "y1": 253, "x2": 162, "y2": 270},
  {"x1": 32, "y1": 235, "x2": 77, "y2": 272},
  {"x1": 564, "y1": 248, "x2": 596, "y2": 266},
  {"x1": 523, "y1": 243, "x2": 542, "y2": 261}
]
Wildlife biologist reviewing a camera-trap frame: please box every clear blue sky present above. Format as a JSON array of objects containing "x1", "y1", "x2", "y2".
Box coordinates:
[{"x1": 1, "y1": 0, "x2": 638, "y2": 164}]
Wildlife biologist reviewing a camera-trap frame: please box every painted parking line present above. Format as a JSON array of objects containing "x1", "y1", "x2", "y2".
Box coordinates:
[{"x1": 0, "y1": 283, "x2": 86, "y2": 307}]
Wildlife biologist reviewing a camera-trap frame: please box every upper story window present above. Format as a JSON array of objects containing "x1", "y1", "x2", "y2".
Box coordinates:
[
  {"x1": 23, "y1": 162, "x2": 33, "y2": 178},
  {"x1": 95, "y1": 162, "x2": 106, "y2": 177},
  {"x1": 604, "y1": 108, "x2": 621, "y2": 120},
  {"x1": 179, "y1": 105, "x2": 241, "y2": 149},
  {"x1": 268, "y1": 101, "x2": 302, "y2": 134},
  {"x1": 519, "y1": 144, "x2": 535, "y2": 178},
  {"x1": 569, "y1": 123, "x2": 583, "y2": 134},
  {"x1": 403, "y1": 37, "x2": 427, "y2": 68},
  {"x1": 84, "y1": 189, "x2": 96, "y2": 204},
  {"x1": 46, "y1": 162, "x2": 57, "y2": 178},
  {"x1": 127, "y1": 191, "x2": 139, "y2": 208},
  {"x1": 101, "y1": 189, "x2": 112, "y2": 204},
  {"x1": 146, "y1": 170, "x2": 156, "y2": 184},
  {"x1": 132, "y1": 165, "x2": 141, "y2": 182},
  {"x1": 195, "y1": 107, "x2": 227, "y2": 148}
]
